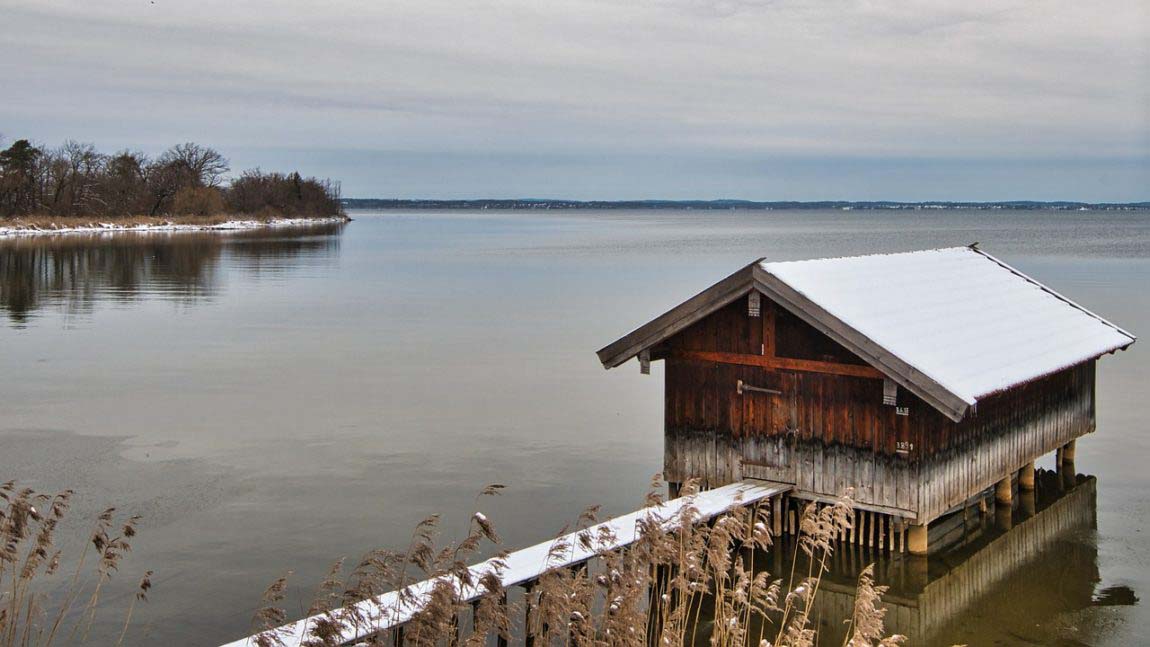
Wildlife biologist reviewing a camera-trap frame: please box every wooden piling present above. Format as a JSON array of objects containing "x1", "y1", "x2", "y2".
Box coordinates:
[
  {"x1": 523, "y1": 583, "x2": 536, "y2": 647},
  {"x1": 1019, "y1": 461, "x2": 1036, "y2": 491},
  {"x1": 907, "y1": 523, "x2": 928, "y2": 556},
  {"x1": 496, "y1": 592, "x2": 509, "y2": 647},
  {"x1": 995, "y1": 476, "x2": 1012, "y2": 505}
]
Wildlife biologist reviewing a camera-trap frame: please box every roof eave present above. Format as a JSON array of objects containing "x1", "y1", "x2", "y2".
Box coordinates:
[
  {"x1": 596, "y1": 260, "x2": 762, "y2": 369},
  {"x1": 596, "y1": 258, "x2": 973, "y2": 422}
]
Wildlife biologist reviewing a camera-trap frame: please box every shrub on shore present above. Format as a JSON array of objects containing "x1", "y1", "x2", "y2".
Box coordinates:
[{"x1": 0, "y1": 137, "x2": 342, "y2": 221}]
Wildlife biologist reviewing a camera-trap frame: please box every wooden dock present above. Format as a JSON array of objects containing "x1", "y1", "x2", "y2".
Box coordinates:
[{"x1": 219, "y1": 480, "x2": 792, "y2": 647}]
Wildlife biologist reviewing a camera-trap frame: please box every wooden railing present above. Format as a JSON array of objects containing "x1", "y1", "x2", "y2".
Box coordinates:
[{"x1": 219, "y1": 480, "x2": 792, "y2": 647}]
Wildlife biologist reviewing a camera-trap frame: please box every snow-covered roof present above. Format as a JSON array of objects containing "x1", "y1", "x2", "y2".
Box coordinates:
[
  {"x1": 760, "y1": 247, "x2": 1134, "y2": 406},
  {"x1": 597, "y1": 246, "x2": 1135, "y2": 422}
]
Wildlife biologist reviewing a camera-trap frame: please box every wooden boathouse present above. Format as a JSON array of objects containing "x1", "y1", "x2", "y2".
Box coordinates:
[{"x1": 597, "y1": 246, "x2": 1135, "y2": 554}]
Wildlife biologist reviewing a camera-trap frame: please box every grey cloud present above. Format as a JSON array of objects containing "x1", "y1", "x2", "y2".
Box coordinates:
[{"x1": 3, "y1": 0, "x2": 1146, "y2": 199}]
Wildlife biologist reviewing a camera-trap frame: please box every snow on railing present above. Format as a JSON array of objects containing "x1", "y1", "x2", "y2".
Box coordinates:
[{"x1": 219, "y1": 480, "x2": 790, "y2": 647}]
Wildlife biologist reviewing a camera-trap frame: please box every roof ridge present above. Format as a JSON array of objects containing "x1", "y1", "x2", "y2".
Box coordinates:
[
  {"x1": 967, "y1": 247, "x2": 1136, "y2": 343},
  {"x1": 759, "y1": 246, "x2": 970, "y2": 267}
]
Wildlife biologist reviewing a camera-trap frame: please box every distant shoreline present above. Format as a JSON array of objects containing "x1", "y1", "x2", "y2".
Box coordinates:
[
  {"x1": 344, "y1": 198, "x2": 1150, "y2": 211},
  {"x1": 0, "y1": 214, "x2": 351, "y2": 238}
]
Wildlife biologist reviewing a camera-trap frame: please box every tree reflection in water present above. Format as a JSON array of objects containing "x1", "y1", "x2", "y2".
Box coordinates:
[{"x1": 0, "y1": 222, "x2": 346, "y2": 325}]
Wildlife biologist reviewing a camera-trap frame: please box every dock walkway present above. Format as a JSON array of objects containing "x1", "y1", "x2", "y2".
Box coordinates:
[{"x1": 221, "y1": 480, "x2": 791, "y2": 647}]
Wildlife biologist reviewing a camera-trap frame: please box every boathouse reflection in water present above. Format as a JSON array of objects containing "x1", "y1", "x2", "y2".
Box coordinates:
[{"x1": 719, "y1": 466, "x2": 1120, "y2": 646}]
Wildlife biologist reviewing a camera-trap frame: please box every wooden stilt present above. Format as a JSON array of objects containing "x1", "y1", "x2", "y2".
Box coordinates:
[
  {"x1": 1019, "y1": 461, "x2": 1036, "y2": 491},
  {"x1": 523, "y1": 583, "x2": 536, "y2": 647},
  {"x1": 995, "y1": 476, "x2": 1012, "y2": 505},
  {"x1": 772, "y1": 496, "x2": 782, "y2": 537},
  {"x1": 496, "y1": 592, "x2": 509, "y2": 647},
  {"x1": 907, "y1": 523, "x2": 928, "y2": 556}
]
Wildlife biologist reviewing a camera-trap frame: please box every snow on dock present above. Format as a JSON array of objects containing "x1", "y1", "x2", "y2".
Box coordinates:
[{"x1": 219, "y1": 480, "x2": 791, "y2": 647}]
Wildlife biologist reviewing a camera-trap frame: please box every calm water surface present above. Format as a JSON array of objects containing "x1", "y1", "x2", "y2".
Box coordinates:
[{"x1": 1, "y1": 210, "x2": 1147, "y2": 645}]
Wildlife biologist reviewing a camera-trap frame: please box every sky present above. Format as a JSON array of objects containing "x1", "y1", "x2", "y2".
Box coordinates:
[{"x1": 2, "y1": 0, "x2": 1148, "y2": 201}]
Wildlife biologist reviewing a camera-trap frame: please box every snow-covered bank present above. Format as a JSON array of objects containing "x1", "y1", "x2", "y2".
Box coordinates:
[{"x1": 0, "y1": 216, "x2": 350, "y2": 238}]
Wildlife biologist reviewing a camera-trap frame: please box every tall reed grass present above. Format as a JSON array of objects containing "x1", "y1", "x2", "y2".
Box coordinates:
[
  {"x1": 253, "y1": 478, "x2": 905, "y2": 647},
  {"x1": 0, "y1": 481, "x2": 151, "y2": 647}
]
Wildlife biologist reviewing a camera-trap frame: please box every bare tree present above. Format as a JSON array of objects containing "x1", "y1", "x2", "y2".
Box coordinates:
[
  {"x1": 158, "y1": 142, "x2": 229, "y2": 188},
  {"x1": 99, "y1": 150, "x2": 149, "y2": 215},
  {"x1": 2, "y1": 137, "x2": 340, "y2": 219},
  {"x1": 0, "y1": 138, "x2": 43, "y2": 215}
]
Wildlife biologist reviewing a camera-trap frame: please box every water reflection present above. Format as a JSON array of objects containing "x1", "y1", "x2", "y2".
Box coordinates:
[
  {"x1": 0, "y1": 222, "x2": 346, "y2": 325},
  {"x1": 740, "y1": 469, "x2": 1125, "y2": 645}
]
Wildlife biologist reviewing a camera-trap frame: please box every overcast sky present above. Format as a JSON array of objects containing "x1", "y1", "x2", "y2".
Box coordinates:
[{"x1": 3, "y1": 0, "x2": 1148, "y2": 200}]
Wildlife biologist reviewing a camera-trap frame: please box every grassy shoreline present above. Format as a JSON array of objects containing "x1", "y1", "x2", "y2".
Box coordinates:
[{"x1": 0, "y1": 213, "x2": 351, "y2": 236}]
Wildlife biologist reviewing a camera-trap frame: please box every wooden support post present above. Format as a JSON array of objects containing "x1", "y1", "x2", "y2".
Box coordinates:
[
  {"x1": 392, "y1": 625, "x2": 404, "y2": 647},
  {"x1": 995, "y1": 501, "x2": 1013, "y2": 531},
  {"x1": 523, "y1": 583, "x2": 536, "y2": 647},
  {"x1": 1020, "y1": 489, "x2": 1036, "y2": 518},
  {"x1": 907, "y1": 524, "x2": 928, "y2": 556},
  {"x1": 877, "y1": 514, "x2": 886, "y2": 551},
  {"x1": 1061, "y1": 458, "x2": 1076, "y2": 489},
  {"x1": 1062, "y1": 439, "x2": 1076, "y2": 462},
  {"x1": 995, "y1": 476, "x2": 1013, "y2": 505},
  {"x1": 771, "y1": 496, "x2": 782, "y2": 537},
  {"x1": 496, "y1": 592, "x2": 509, "y2": 647},
  {"x1": 1018, "y1": 461, "x2": 1036, "y2": 491},
  {"x1": 569, "y1": 562, "x2": 587, "y2": 643}
]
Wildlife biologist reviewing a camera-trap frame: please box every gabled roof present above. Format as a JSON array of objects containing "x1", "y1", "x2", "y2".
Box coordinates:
[{"x1": 597, "y1": 246, "x2": 1136, "y2": 422}]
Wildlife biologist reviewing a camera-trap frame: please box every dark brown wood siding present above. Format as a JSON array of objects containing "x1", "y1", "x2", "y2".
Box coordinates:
[
  {"x1": 662, "y1": 291, "x2": 1097, "y2": 521},
  {"x1": 664, "y1": 292, "x2": 1096, "y2": 461}
]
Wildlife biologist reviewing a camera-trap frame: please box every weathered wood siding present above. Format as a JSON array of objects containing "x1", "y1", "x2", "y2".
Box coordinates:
[
  {"x1": 914, "y1": 362, "x2": 1094, "y2": 522},
  {"x1": 662, "y1": 291, "x2": 1097, "y2": 524}
]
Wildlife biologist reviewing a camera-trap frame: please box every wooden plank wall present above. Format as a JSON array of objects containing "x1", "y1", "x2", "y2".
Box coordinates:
[
  {"x1": 914, "y1": 363, "x2": 1095, "y2": 523},
  {"x1": 662, "y1": 292, "x2": 1098, "y2": 522}
]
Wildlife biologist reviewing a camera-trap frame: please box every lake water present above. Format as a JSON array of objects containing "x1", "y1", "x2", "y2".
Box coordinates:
[{"x1": 1, "y1": 209, "x2": 1147, "y2": 645}]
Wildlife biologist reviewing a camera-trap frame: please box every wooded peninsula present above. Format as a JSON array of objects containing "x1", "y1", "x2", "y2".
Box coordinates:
[{"x1": 0, "y1": 137, "x2": 346, "y2": 228}]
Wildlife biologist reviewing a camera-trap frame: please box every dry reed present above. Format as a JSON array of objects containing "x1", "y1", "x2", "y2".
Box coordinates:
[
  {"x1": 0, "y1": 481, "x2": 151, "y2": 646},
  {"x1": 252, "y1": 478, "x2": 905, "y2": 647}
]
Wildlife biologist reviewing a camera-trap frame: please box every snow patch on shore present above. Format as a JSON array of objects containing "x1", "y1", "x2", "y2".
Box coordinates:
[{"x1": 0, "y1": 217, "x2": 348, "y2": 238}]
